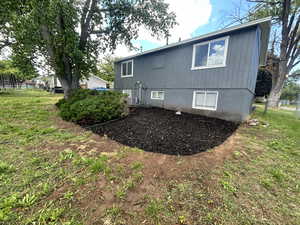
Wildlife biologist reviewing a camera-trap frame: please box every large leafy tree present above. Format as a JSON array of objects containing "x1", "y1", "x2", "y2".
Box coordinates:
[
  {"x1": 250, "y1": 0, "x2": 300, "y2": 107},
  {"x1": 239, "y1": 0, "x2": 300, "y2": 107},
  {"x1": 0, "y1": 0, "x2": 176, "y2": 98}
]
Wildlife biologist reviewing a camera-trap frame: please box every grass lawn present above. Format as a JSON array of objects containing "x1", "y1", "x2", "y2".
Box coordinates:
[{"x1": 0, "y1": 89, "x2": 299, "y2": 225}]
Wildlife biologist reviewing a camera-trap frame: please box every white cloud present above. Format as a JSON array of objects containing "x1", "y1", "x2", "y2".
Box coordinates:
[
  {"x1": 207, "y1": 43, "x2": 225, "y2": 66},
  {"x1": 114, "y1": 0, "x2": 212, "y2": 58},
  {"x1": 166, "y1": 0, "x2": 212, "y2": 42},
  {"x1": 112, "y1": 41, "x2": 142, "y2": 58},
  {"x1": 113, "y1": 44, "x2": 136, "y2": 58}
]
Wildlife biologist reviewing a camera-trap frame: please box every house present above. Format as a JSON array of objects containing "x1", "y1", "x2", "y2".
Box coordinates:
[
  {"x1": 46, "y1": 75, "x2": 109, "y2": 92},
  {"x1": 114, "y1": 17, "x2": 271, "y2": 121},
  {"x1": 81, "y1": 75, "x2": 110, "y2": 89}
]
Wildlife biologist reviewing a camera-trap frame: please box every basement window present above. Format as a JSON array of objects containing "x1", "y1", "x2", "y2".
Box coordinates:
[
  {"x1": 122, "y1": 89, "x2": 132, "y2": 98},
  {"x1": 191, "y1": 36, "x2": 229, "y2": 70},
  {"x1": 151, "y1": 91, "x2": 164, "y2": 100},
  {"x1": 192, "y1": 91, "x2": 218, "y2": 111},
  {"x1": 121, "y1": 60, "x2": 134, "y2": 77}
]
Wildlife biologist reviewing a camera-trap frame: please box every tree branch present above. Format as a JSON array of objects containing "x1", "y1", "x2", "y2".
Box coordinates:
[
  {"x1": 289, "y1": 72, "x2": 300, "y2": 77},
  {"x1": 39, "y1": 25, "x2": 56, "y2": 65},
  {"x1": 80, "y1": 0, "x2": 91, "y2": 33},
  {"x1": 247, "y1": 0, "x2": 282, "y2": 5},
  {"x1": 288, "y1": 46, "x2": 300, "y2": 70},
  {"x1": 279, "y1": 0, "x2": 291, "y2": 62},
  {"x1": 287, "y1": 8, "x2": 296, "y2": 33},
  {"x1": 287, "y1": 14, "x2": 300, "y2": 58},
  {"x1": 79, "y1": 0, "x2": 97, "y2": 50}
]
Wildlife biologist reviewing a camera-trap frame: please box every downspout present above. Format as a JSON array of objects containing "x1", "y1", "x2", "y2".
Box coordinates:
[{"x1": 135, "y1": 81, "x2": 143, "y2": 105}]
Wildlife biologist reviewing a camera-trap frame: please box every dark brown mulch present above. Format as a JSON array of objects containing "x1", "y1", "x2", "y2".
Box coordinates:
[{"x1": 89, "y1": 107, "x2": 239, "y2": 155}]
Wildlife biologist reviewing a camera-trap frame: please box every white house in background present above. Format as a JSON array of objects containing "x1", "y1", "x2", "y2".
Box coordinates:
[
  {"x1": 47, "y1": 75, "x2": 110, "y2": 92},
  {"x1": 81, "y1": 75, "x2": 109, "y2": 89}
]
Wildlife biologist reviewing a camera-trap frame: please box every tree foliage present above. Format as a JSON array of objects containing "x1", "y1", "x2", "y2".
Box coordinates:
[
  {"x1": 0, "y1": 0, "x2": 176, "y2": 98},
  {"x1": 252, "y1": 1, "x2": 299, "y2": 107},
  {"x1": 246, "y1": 0, "x2": 300, "y2": 70},
  {"x1": 229, "y1": 0, "x2": 300, "y2": 107},
  {"x1": 0, "y1": 60, "x2": 37, "y2": 81},
  {"x1": 94, "y1": 55, "x2": 116, "y2": 82},
  {"x1": 281, "y1": 77, "x2": 300, "y2": 101},
  {"x1": 255, "y1": 68, "x2": 272, "y2": 97}
]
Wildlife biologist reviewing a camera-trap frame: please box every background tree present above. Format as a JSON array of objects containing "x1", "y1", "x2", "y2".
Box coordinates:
[
  {"x1": 94, "y1": 55, "x2": 116, "y2": 82},
  {"x1": 0, "y1": 60, "x2": 37, "y2": 82},
  {"x1": 281, "y1": 76, "x2": 300, "y2": 101},
  {"x1": 0, "y1": 60, "x2": 18, "y2": 77},
  {"x1": 0, "y1": 0, "x2": 176, "y2": 98},
  {"x1": 227, "y1": 0, "x2": 300, "y2": 107},
  {"x1": 255, "y1": 68, "x2": 273, "y2": 97}
]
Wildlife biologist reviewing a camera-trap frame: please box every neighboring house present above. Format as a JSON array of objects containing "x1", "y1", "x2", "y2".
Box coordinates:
[
  {"x1": 81, "y1": 75, "x2": 109, "y2": 89},
  {"x1": 46, "y1": 75, "x2": 109, "y2": 92},
  {"x1": 33, "y1": 76, "x2": 47, "y2": 88},
  {"x1": 114, "y1": 17, "x2": 271, "y2": 121},
  {"x1": 46, "y1": 75, "x2": 63, "y2": 93}
]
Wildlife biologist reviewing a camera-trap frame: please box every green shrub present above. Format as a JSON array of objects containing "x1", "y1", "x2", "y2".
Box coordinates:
[
  {"x1": 56, "y1": 89, "x2": 127, "y2": 125},
  {"x1": 56, "y1": 89, "x2": 99, "y2": 109}
]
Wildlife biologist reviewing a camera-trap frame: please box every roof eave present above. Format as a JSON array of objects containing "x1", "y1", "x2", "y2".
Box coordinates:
[
  {"x1": 115, "y1": 17, "x2": 272, "y2": 63},
  {"x1": 258, "y1": 19, "x2": 271, "y2": 66},
  {"x1": 89, "y1": 75, "x2": 109, "y2": 83}
]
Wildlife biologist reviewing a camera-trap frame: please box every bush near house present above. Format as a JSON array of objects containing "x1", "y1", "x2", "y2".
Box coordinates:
[{"x1": 56, "y1": 89, "x2": 128, "y2": 125}]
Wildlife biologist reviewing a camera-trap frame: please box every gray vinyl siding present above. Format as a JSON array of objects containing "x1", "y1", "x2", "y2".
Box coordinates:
[
  {"x1": 248, "y1": 27, "x2": 261, "y2": 92},
  {"x1": 115, "y1": 26, "x2": 261, "y2": 121},
  {"x1": 143, "y1": 88, "x2": 253, "y2": 121}
]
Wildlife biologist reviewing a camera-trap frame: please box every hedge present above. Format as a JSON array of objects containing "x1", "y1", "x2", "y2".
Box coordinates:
[{"x1": 56, "y1": 89, "x2": 128, "y2": 126}]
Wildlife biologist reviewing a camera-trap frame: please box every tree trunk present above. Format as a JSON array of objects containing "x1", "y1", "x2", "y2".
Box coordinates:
[
  {"x1": 263, "y1": 97, "x2": 269, "y2": 115},
  {"x1": 267, "y1": 61, "x2": 288, "y2": 107},
  {"x1": 267, "y1": 0, "x2": 290, "y2": 108},
  {"x1": 58, "y1": 74, "x2": 80, "y2": 99},
  {"x1": 267, "y1": 87, "x2": 283, "y2": 107}
]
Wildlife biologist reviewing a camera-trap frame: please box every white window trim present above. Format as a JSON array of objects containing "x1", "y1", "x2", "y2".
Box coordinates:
[
  {"x1": 121, "y1": 59, "x2": 134, "y2": 78},
  {"x1": 191, "y1": 36, "x2": 229, "y2": 70},
  {"x1": 192, "y1": 90, "x2": 219, "y2": 111},
  {"x1": 151, "y1": 91, "x2": 164, "y2": 100},
  {"x1": 122, "y1": 89, "x2": 132, "y2": 98}
]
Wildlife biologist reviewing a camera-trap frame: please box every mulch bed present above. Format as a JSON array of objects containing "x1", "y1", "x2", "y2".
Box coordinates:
[{"x1": 89, "y1": 107, "x2": 239, "y2": 155}]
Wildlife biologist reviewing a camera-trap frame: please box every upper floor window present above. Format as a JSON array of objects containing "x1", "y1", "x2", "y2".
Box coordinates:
[
  {"x1": 121, "y1": 60, "x2": 133, "y2": 77},
  {"x1": 191, "y1": 36, "x2": 229, "y2": 70}
]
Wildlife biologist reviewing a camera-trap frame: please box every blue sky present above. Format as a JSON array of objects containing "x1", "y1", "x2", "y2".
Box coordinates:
[
  {"x1": 193, "y1": 0, "x2": 246, "y2": 36},
  {"x1": 115, "y1": 0, "x2": 253, "y2": 57}
]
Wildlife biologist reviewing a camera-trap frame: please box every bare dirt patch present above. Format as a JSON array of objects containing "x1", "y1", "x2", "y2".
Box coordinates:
[
  {"x1": 49, "y1": 106, "x2": 243, "y2": 224},
  {"x1": 89, "y1": 107, "x2": 239, "y2": 155}
]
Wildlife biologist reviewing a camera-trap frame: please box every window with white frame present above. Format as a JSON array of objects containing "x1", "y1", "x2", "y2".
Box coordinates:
[
  {"x1": 192, "y1": 91, "x2": 218, "y2": 110},
  {"x1": 192, "y1": 37, "x2": 229, "y2": 70},
  {"x1": 151, "y1": 91, "x2": 164, "y2": 100},
  {"x1": 121, "y1": 60, "x2": 133, "y2": 77},
  {"x1": 122, "y1": 89, "x2": 132, "y2": 98}
]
